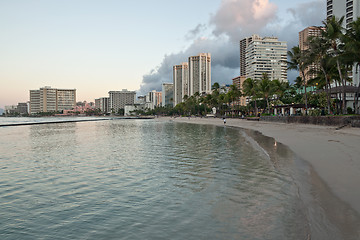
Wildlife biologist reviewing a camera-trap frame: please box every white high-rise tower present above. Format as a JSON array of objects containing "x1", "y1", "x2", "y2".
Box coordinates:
[
  {"x1": 173, "y1": 62, "x2": 189, "y2": 106},
  {"x1": 245, "y1": 35, "x2": 287, "y2": 82},
  {"x1": 188, "y1": 53, "x2": 211, "y2": 96}
]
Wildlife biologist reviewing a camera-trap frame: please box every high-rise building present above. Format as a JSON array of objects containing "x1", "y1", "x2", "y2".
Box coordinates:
[
  {"x1": 146, "y1": 90, "x2": 162, "y2": 110},
  {"x1": 188, "y1": 53, "x2": 211, "y2": 96},
  {"x1": 162, "y1": 83, "x2": 174, "y2": 107},
  {"x1": 29, "y1": 86, "x2": 76, "y2": 114},
  {"x1": 29, "y1": 90, "x2": 41, "y2": 114},
  {"x1": 57, "y1": 89, "x2": 76, "y2": 111},
  {"x1": 95, "y1": 97, "x2": 109, "y2": 113},
  {"x1": 40, "y1": 87, "x2": 57, "y2": 112},
  {"x1": 173, "y1": 62, "x2": 189, "y2": 106},
  {"x1": 327, "y1": 0, "x2": 360, "y2": 29},
  {"x1": 327, "y1": 0, "x2": 360, "y2": 85},
  {"x1": 299, "y1": 26, "x2": 324, "y2": 83},
  {"x1": 240, "y1": 37, "x2": 253, "y2": 77},
  {"x1": 108, "y1": 89, "x2": 136, "y2": 113},
  {"x1": 245, "y1": 35, "x2": 287, "y2": 82}
]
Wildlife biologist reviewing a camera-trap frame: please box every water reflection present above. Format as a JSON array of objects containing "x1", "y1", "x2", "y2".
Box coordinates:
[{"x1": 1, "y1": 120, "x2": 359, "y2": 239}]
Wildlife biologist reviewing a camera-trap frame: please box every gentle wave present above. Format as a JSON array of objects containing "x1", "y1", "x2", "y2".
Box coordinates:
[{"x1": 1, "y1": 120, "x2": 358, "y2": 239}]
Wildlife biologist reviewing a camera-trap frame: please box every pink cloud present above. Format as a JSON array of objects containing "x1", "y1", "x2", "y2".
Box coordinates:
[{"x1": 211, "y1": 0, "x2": 278, "y2": 40}]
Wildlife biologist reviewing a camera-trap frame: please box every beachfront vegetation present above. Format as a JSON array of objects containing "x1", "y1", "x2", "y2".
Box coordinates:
[
  {"x1": 306, "y1": 17, "x2": 360, "y2": 114},
  {"x1": 136, "y1": 17, "x2": 360, "y2": 117}
]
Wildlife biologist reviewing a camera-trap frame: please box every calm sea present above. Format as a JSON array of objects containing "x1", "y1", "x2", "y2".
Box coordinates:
[{"x1": 1, "y1": 117, "x2": 359, "y2": 239}]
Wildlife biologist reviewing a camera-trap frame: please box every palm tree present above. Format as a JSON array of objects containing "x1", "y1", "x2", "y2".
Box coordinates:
[
  {"x1": 344, "y1": 18, "x2": 360, "y2": 114},
  {"x1": 226, "y1": 84, "x2": 242, "y2": 116},
  {"x1": 212, "y1": 82, "x2": 220, "y2": 90},
  {"x1": 242, "y1": 78, "x2": 259, "y2": 115},
  {"x1": 322, "y1": 16, "x2": 347, "y2": 114},
  {"x1": 288, "y1": 45, "x2": 310, "y2": 114},
  {"x1": 257, "y1": 73, "x2": 275, "y2": 113},
  {"x1": 272, "y1": 79, "x2": 289, "y2": 100},
  {"x1": 308, "y1": 32, "x2": 333, "y2": 114}
]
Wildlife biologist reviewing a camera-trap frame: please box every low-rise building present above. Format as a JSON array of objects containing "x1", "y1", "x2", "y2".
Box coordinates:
[
  {"x1": 108, "y1": 89, "x2": 136, "y2": 113},
  {"x1": 124, "y1": 104, "x2": 145, "y2": 116},
  {"x1": 95, "y1": 97, "x2": 109, "y2": 113},
  {"x1": 29, "y1": 86, "x2": 76, "y2": 114}
]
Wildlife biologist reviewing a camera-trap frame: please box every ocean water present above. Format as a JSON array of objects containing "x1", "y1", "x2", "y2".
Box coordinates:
[{"x1": 0, "y1": 118, "x2": 359, "y2": 239}]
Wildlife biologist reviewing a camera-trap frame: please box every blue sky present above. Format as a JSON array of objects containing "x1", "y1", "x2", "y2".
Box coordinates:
[{"x1": 0, "y1": 0, "x2": 325, "y2": 108}]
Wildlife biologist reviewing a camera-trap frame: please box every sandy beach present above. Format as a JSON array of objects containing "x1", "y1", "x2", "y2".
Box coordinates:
[{"x1": 157, "y1": 116, "x2": 360, "y2": 216}]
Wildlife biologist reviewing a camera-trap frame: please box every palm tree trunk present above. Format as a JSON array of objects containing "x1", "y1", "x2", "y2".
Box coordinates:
[
  {"x1": 301, "y1": 70, "x2": 308, "y2": 115},
  {"x1": 336, "y1": 59, "x2": 347, "y2": 114},
  {"x1": 321, "y1": 67, "x2": 331, "y2": 114},
  {"x1": 254, "y1": 99, "x2": 258, "y2": 116}
]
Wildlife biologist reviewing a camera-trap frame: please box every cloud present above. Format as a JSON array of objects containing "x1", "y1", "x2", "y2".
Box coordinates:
[
  {"x1": 287, "y1": 0, "x2": 325, "y2": 27},
  {"x1": 138, "y1": 37, "x2": 239, "y2": 94},
  {"x1": 138, "y1": 0, "x2": 326, "y2": 93},
  {"x1": 266, "y1": 0, "x2": 325, "y2": 59},
  {"x1": 185, "y1": 24, "x2": 207, "y2": 40},
  {"x1": 210, "y1": 0, "x2": 278, "y2": 41}
]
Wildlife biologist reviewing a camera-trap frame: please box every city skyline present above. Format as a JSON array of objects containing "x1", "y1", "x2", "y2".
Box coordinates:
[{"x1": 0, "y1": 0, "x2": 326, "y2": 109}]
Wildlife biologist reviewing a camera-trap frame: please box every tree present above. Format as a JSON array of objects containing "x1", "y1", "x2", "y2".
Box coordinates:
[
  {"x1": 288, "y1": 45, "x2": 311, "y2": 115},
  {"x1": 344, "y1": 18, "x2": 360, "y2": 114},
  {"x1": 308, "y1": 31, "x2": 333, "y2": 114},
  {"x1": 242, "y1": 78, "x2": 259, "y2": 115},
  {"x1": 257, "y1": 73, "x2": 276, "y2": 113},
  {"x1": 323, "y1": 16, "x2": 348, "y2": 114},
  {"x1": 212, "y1": 82, "x2": 220, "y2": 90},
  {"x1": 226, "y1": 84, "x2": 242, "y2": 116},
  {"x1": 272, "y1": 79, "x2": 289, "y2": 100}
]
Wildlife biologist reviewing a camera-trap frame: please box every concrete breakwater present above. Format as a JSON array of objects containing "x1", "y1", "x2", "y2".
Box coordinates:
[
  {"x1": 0, "y1": 116, "x2": 154, "y2": 127},
  {"x1": 259, "y1": 115, "x2": 360, "y2": 128}
]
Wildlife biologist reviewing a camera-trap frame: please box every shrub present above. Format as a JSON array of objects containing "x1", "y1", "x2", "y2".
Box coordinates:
[
  {"x1": 308, "y1": 109, "x2": 321, "y2": 116},
  {"x1": 347, "y1": 107, "x2": 354, "y2": 115}
]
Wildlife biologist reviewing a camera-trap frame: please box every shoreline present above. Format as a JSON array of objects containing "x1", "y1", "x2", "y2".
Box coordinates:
[{"x1": 157, "y1": 116, "x2": 360, "y2": 215}]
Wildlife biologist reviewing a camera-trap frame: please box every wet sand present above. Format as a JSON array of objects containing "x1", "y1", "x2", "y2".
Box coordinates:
[{"x1": 157, "y1": 116, "x2": 360, "y2": 216}]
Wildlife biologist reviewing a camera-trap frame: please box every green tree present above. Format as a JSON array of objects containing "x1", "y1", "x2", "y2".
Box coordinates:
[
  {"x1": 242, "y1": 78, "x2": 259, "y2": 115},
  {"x1": 226, "y1": 84, "x2": 242, "y2": 116},
  {"x1": 323, "y1": 16, "x2": 348, "y2": 114},
  {"x1": 288, "y1": 45, "x2": 311, "y2": 115},
  {"x1": 212, "y1": 82, "x2": 220, "y2": 90},
  {"x1": 257, "y1": 73, "x2": 276, "y2": 113},
  {"x1": 308, "y1": 31, "x2": 333, "y2": 114},
  {"x1": 344, "y1": 18, "x2": 360, "y2": 114}
]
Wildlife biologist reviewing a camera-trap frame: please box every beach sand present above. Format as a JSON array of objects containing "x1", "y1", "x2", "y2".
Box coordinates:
[{"x1": 157, "y1": 116, "x2": 360, "y2": 216}]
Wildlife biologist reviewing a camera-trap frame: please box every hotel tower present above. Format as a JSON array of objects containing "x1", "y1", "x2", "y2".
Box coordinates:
[
  {"x1": 188, "y1": 53, "x2": 211, "y2": 96},
  {"x1": 245, "y1": 35, "x2": 287, "y2": 82},
  {"x1": 173, "y1": 62, "x2": 189, "y2": 106}
]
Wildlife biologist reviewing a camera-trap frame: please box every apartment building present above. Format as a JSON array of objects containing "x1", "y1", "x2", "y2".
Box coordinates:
[
  {"x1": 245, "y1": 35, "x2": 287, "y2": 82},
  {"x1": 162, "y1": 83, "x2": 174, "y2": 107},
  {"x1": 189, "y1": 53, "x2": 211, "y2": 96},
  {"x1": 299, "y1": 26, "x2": 324, "y2": 83},
  {"x1": 108, "y1": 90, "x2": 136, "y2": 113},
  {"x1": 173, "y1": 62, "x2": 189, "y2": 106},
  {"x1": 29, "y1": 86, "x2": 76, "y2": 114}
]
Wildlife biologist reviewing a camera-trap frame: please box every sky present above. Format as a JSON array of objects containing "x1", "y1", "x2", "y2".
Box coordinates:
[{"x1": 0, "y1": 0, "x2": 325, "y2": 109}]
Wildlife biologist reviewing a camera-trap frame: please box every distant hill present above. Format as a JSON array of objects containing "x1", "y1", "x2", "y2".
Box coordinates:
[{"x1": 0, "y1": 108, "x2": 4, "y2": 115}]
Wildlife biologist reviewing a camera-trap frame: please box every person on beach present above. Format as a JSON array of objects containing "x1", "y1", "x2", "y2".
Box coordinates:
[{"x1": 223, "y1": 118, "x2": 226, "y2": 125}]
